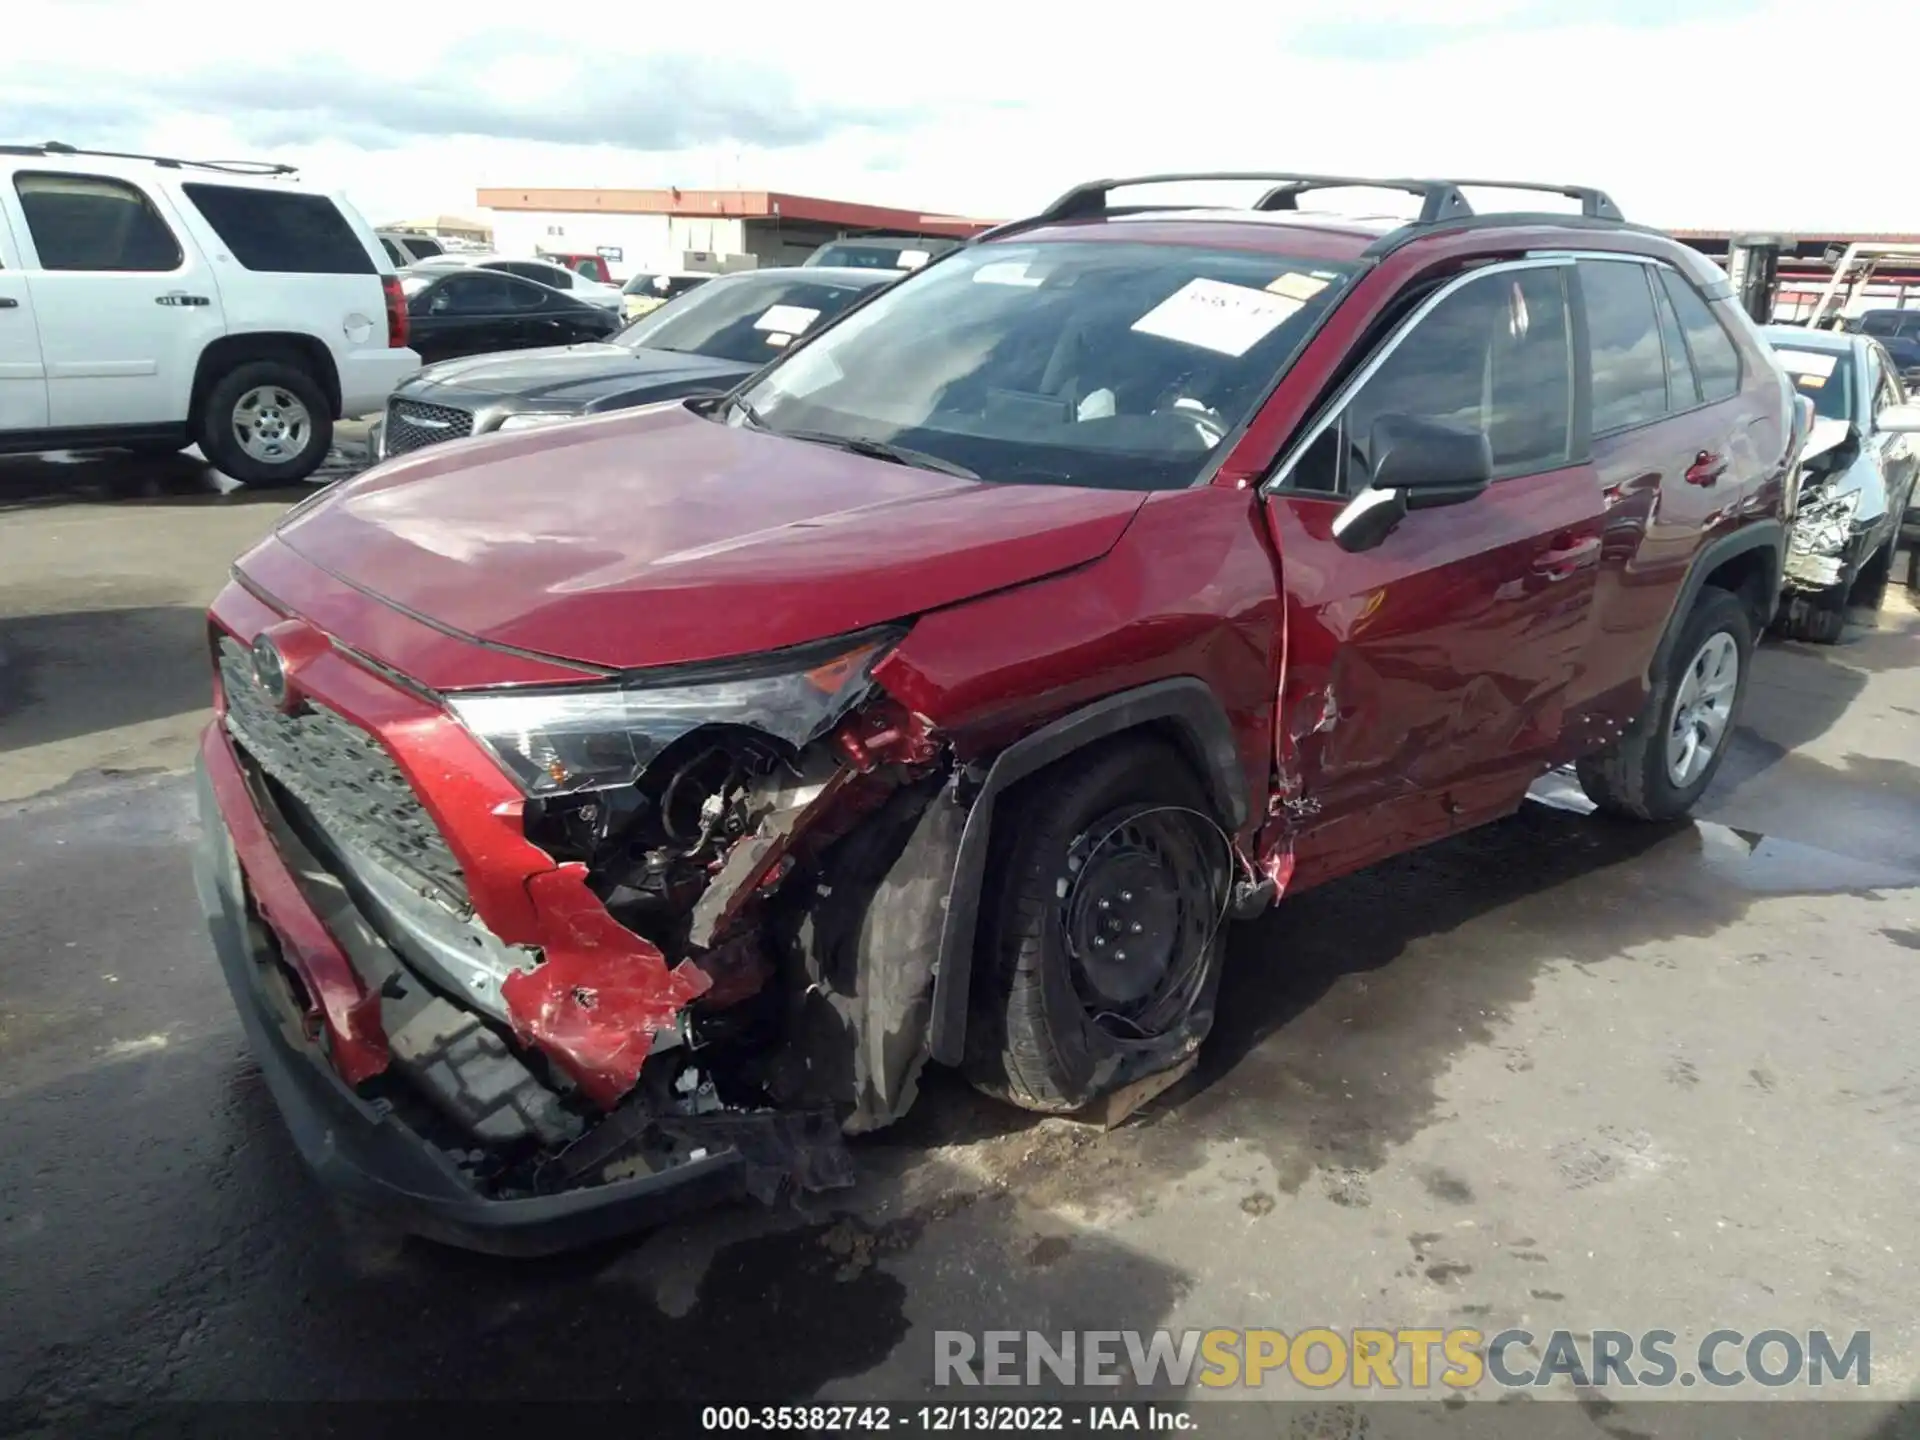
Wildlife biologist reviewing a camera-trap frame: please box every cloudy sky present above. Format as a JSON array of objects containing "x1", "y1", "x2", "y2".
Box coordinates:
[{"x1": 1, "y1": 0, "x2": 1904, "y2": 232}]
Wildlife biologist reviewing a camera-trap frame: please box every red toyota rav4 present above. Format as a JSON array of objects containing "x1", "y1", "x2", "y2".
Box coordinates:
[{"x1": 195, "y1": 173, "x2": 1799, "y2": 1253}]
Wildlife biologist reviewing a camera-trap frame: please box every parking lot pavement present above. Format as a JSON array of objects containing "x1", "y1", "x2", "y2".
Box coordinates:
[{"x1": 3, "y1": 457, "x2": 1919, "y2": 1430}]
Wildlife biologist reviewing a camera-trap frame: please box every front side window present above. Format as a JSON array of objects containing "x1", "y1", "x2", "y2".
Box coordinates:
[
  {"x1": 1580, "y1": 260, "x2": 1667, "y2": 433},
  {"x1": 1659, "y1": 269, "x2": 1742, "y2": 402},
  {"x1": 181, "y1": 183, "x2": 373, "y2": 274},
  {"x1": 734, "y1": 241, "x2": 1359, "y2": 491},
  {"x1": 1288, "y1": 265, "x2": 1574, "y2": 495},
  {"x1": 14, "y1": 171, "x2": 182, "y2": 272},
  {"x1": 429, "y1": 273, "x2": 516, "y2": 314},
  {"x1": 618, "y1": 273, "x2": 881, "y2": 364},
  {"x1": 1873, "y1": 353, "x2": 1903, "y2": 416}
]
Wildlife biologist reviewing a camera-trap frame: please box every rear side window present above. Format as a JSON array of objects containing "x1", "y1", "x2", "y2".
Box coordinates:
[
  {"x1": 181, "y1": 183, "x2": 374, "y2": 274},
  {"x1": 1658, "y1": 270, "x2": 1741, "y2": 401},
  {"x1": 380, "y1": 237, "x2": 405, "y2": 267},
  {"x1": 14, "y1": 172, "x2": 182, "y2": 272},
  {"x1": 1651, "y1": 278, "x2": 1700, "y2": 410},
  {"x1": 407, "y1": 236, "x2": 444, "y2": 258},
  {"x1": 492, "y1": 260, "x2": 568, "y2": 288},
  {"x1": 1579, "y1": 260, "x2": 1667, "y2": 433}
]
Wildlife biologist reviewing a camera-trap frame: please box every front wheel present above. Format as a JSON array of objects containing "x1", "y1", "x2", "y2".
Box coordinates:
[
  {"x1": 1577, "y1": 587, "x2": 1753, "y2": 821},
  {"x1": 963, "y1": 738, "x2": 1231, "y2": 1113},
  {"x1": 198, "y1": 360, "x2": 333, "y2": 487}
]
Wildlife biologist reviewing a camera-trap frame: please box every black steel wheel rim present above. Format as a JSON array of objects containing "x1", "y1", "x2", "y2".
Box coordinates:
[{"x1": 1059, "y1": 806, "x2": 1221, "y2": 1038}]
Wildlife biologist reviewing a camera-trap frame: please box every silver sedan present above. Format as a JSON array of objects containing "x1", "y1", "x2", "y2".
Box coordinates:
[{"x1": 1762, "y1": 325, "x2": 1920, "y2": 641}]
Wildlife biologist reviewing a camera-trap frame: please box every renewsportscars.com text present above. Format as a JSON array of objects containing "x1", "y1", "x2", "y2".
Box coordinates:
[{"x1": 934, "y1": 1328, "x2": 1871, "y2": 1390}]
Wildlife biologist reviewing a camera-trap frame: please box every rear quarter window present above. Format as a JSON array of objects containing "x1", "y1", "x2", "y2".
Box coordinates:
[
  {"x1": 1657, "y1": 270, "x2": 1741, "y2": 402},
  {"x1": 181, "y1": 183, "x2": 375, "y2": 274}
]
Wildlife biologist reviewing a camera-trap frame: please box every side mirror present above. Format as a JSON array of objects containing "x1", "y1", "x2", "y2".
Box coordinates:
[
  {"x1": 1331, "y1": 414, "x2": 1494, "y2": 553},
  {"x1": 1876, "y1": 402, "x2": 1920, "y2": 435}
]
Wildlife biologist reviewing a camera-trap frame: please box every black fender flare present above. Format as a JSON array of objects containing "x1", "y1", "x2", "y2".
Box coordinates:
[
  {"x1": 924, "y1": 677, "x2": 1249, "y2": 1067},
  {"x1": 1649, "y1": 520, "x2": 1785, "y2": 680}
]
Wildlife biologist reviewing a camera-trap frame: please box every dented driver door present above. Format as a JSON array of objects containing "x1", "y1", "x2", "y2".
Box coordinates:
[{"x1": 1258, "y1": 258, "x2": 1606, "y2": 889}]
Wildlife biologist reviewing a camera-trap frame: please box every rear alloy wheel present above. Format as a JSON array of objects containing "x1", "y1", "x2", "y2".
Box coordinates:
[
  {"x1": 1662, "y1": 630, "x2": 1739, "y2": 791},
  {"x1": 964, "y1": 738, "x2": 1230, "y2": 1113},
  {"x1": 1578, "y1": 586, "x2": 1754, "y2": 821},
  {"x1": 198, "y1": 359, "x2": 333, "y2": 487}
]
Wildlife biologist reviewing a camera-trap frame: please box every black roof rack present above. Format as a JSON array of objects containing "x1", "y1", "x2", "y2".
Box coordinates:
[
  {"x1": 0, "y1": 141, "x2": 296, "y2": 177},
  {"x1": 985, "y1": 171, "x2": 1626, "y2": 243}
]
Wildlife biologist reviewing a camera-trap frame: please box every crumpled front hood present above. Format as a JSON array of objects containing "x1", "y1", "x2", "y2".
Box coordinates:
[{"x1": 271, "y1": 403, "x2": 1148, "y2": 672}]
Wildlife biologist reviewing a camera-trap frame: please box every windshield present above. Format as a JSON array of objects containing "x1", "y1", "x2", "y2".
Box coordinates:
[
  {"x1": 1774, "y1": 347, "x2": 1854, "y2": 421},
  {"x1": 731, "y1": 240, "x2": 1358, "y2": 491},
  {"x1": 1857, "y1": 312, "x2": 1906, "y2": 337},
  {"x1": 617, "y1": 273, "x2": 880, "y2": 363}
]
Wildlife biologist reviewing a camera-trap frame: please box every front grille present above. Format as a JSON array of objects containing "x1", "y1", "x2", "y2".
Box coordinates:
[
  {"x1": 218, "y1": 637, "x2": 471, "y2": 912},
  {"x1": 384, "y1": 398, "x2": 473, "y2": 457}
]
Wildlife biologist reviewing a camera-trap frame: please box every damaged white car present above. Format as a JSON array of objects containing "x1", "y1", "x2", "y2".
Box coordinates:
[{"x1": 1763, "y1": 326, "x2": 1920, "y2": 642}]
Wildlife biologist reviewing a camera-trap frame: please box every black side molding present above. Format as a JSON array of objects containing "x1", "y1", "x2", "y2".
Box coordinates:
[{"x1": 924, "y1": 677, "x2": 1249, "y2": 1067}]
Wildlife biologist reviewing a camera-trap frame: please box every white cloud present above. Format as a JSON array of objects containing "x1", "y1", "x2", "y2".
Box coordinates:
[{"x1": 0, "y1": 0, "x2": 1907, "y2": 231}]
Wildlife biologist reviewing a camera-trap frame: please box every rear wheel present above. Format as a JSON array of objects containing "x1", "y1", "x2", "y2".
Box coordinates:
[
  {"x1": 964, "y1": 738, "x2": 1230, "y2": 1113},
  {"x1": 1577, "y1": 587, "x2": 1753, "y2": 822},
  {"x1": 198, "y1": 359, "x2": 332, "y2": 487}
]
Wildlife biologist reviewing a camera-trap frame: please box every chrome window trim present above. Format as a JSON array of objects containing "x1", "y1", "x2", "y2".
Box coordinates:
[{"x1": 1263, "y1": 255, "x2": 1573, "y2": 495}]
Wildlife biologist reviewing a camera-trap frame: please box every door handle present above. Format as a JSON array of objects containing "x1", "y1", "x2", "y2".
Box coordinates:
[
  {"x1": 1685, "y1": 450, "x2": 1726, "y2": 486},
  {"x1": 0, "y1": 297, "x2": 17, "y2": 309},
  {"x1": 1531, "y1": 534, "x2": 1600, "y2": 581},
  {"x1": 155, "y1": 292, "x2": 211, "y2": 307}
]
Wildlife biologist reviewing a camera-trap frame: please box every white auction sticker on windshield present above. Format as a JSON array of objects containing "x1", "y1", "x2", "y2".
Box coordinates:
[
  {"x1": 754, "y1": 304, "x2": 821, "y2": 334},
  {"x1": 1131, "y1": 278, "x2": 1304, "y2": 357},
  {"x1": 1777, "y1": 349, "x2": 1838, "y2": 378},
  {"x1": 896, "y1": 249, "x2": 931, "y2": 269},
  {"x1": 974, "y1": 260, "x2": 1044, "y2": 286}
]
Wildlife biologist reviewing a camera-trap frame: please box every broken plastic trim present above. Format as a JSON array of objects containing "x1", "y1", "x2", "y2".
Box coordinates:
[{"x1": 446, "y1": 625, "x2": 907, "y2": 796}]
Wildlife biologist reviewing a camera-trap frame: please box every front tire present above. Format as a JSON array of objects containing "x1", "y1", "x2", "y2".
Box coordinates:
[
  {"x1": 964, "y1": 738, "x2": 1230, "y2": 1113},
  {"x1": 198, "y1": 360, "x2": 332, "y2": 487},
  {"x1": 1577, "y1": 587, "x2": 1753, "y2": 821}
]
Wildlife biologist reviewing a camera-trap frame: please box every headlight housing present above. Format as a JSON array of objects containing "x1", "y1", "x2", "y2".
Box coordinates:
[
  {"x1": 496, "y1": 412, "x2": 577, "y2": 433},
  {"x1": 446, "y1": 629, "x2": 901, "y2": 796}
]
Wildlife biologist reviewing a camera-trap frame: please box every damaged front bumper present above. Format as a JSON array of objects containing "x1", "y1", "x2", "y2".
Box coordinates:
[
  {"x1": 1782, "y1": 483, "x2": 1872, "y2": 594},
  {"x1": 193, "y1": 735, "x2": 788, "y2": 1256},
  {"x1": 194, "y1": 578, "x2": 965, "y2": 1252}
]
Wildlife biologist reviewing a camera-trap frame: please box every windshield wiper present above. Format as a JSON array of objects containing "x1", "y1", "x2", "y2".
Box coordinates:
[
  {"x1": 778, "y1": 430, "x2": 979, "y2": 480},
  {"x1": 728, "y1": 394, "x2": 767, "y2": 428}
]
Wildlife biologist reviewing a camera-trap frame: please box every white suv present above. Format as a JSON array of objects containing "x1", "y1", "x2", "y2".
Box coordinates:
[{"x1": 0, "y1": 143, "x2": 420, "y2": 486}]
